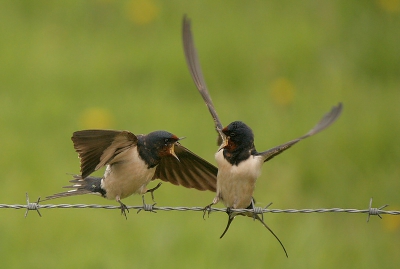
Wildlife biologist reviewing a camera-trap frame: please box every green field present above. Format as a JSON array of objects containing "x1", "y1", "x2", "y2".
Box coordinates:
[{"x1": 1, "y1": 1, "x2": 399, "y2": 268}]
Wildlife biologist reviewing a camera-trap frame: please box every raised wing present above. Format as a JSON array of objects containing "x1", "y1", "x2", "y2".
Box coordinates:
[
  {"x1": 152, "y1": 142, "x2": 217, "y2": 192},
  {"x1": 182, "y1": 15, "x2": 224, "y2": 144},
  {"x1": 257, "y1": 103, "x2": 343, "y2": 162},
  {"x1": 72, "y1": 130, "x2": 138, "y2": 178}
]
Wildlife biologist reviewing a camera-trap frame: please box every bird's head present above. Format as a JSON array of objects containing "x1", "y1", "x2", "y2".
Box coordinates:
[
  {"x1": 146, "y1": 131, "x2": 184, "y2": 160},
  {"x1": 218, "y1": 121, "x2": 254, "y2": 152}
]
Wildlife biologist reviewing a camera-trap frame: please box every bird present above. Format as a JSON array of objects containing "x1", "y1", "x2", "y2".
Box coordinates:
[
  {"x1": 45, "y1": 129, "x2": 218, "y2": 218},
  {"x1": 182, "y1": 15, "x2": 343, "y2": 257}
]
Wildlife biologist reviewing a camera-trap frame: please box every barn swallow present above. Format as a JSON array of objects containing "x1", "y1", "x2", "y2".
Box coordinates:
[
  {"x1": 182, "y1": 15, "x2": 343, "y2": 256},
  {"x1": 45, "y1": 129, "x2": 217, "y2": 218}
]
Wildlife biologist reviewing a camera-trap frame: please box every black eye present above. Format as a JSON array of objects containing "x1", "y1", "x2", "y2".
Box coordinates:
[
  {"x1": 164, "y1": 138, "x2": 169, "y2": 145},
  {"x1": 230, "y1": 132, "x2": 235, "y2": 137}
]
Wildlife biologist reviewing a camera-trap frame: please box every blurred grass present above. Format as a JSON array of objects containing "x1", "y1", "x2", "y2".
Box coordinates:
[{"x1": 0, "y1": 0, "x2": 399, "y2": 268}]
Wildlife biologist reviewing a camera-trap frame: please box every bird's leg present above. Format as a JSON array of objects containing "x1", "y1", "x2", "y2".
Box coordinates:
[
  {"x1": 219, "y1": 207, "x2": 235, "y2": 239},
  {"x1": 116, "y1": 196, "x2": 129, "y2": 220},
  {"x1": 145, "y1": 182, "x2": 162, "y2": 202},
  {"x1": 202, "y1": 196, "x2": 219, "y2": 219}
]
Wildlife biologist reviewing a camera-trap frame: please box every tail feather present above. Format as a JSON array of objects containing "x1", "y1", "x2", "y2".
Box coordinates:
[
  {"x1": 220, "y1": 199, "x2": 288, "y2": 258},
  {"x1": 44, "y1": 175, "x2": 106, "y2": 201},
  {"x1": 246, "y1": 200, "x2": 288, "y2": 258}
]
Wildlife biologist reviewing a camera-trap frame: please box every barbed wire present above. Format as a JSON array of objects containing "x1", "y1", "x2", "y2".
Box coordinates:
[{"x1": 0, "y1": 193, "x2": 399, "y2": 222}]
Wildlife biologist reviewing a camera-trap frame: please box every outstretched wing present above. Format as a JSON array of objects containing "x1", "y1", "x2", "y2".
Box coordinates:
[
  {"x1": 182, "y1": 15, "x2": 224, "y2": 144},
  {"x1": 72, "y1": 130, "x2": 138, "y2": 178},
  {"x1": 152, "y1": 142, "x2": 217, "y2": 192},
  {"x1": 257, "y1": 103, "x2": 343, "y2": 162}
]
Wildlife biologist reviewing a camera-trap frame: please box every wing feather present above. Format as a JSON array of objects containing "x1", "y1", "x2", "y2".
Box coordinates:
[
  {"x1": 71, "y1": 130, "x2": 138, "y2": 178},
  {"x1": 182, "y1": 15, "x2": 224, "y2": 144},
  {"x1": 257, "y1": 103, "x2": 343, "y2": 162},
  {"x1": 153, "y1": 142, "x2": 217, "y2": 192}
]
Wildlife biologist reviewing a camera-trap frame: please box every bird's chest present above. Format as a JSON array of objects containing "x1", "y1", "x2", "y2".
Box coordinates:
[
  {"x1": 102, "y1": 147, "x2": 156, "y2": 199},
  {"x1": 215, "y1": 150, "x2": 263, "y2": 208}
]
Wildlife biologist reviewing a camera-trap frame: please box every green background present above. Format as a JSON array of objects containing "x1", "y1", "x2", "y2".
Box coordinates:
[{"x1": 1, "y1": 1, "x2": 399, "y2": 268}]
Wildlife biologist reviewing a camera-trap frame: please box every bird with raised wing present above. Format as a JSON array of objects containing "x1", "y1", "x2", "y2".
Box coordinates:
[
  {"x1": 45, "y1": 129, "x2": 217, "y2": 218},
  {"x1": 182, "y1": 15, "x2": 343, "y2": 257}
]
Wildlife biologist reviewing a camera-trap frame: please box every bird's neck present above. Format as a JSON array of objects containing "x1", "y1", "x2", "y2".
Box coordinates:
[
  {"x1": 223, "y1": 144, "x2": 257, "y2": 166},
  {"x1": 137, "y1": 136, "x2": 161, "y2": 168}
]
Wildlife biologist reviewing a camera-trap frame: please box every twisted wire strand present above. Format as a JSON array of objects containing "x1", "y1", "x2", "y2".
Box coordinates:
[{"x1": 0, "y1": 195, "x2": 398, "y2": 220}]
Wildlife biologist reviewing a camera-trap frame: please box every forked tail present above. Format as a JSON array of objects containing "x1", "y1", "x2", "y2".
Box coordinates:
[{"x1": 43, "y1": 175, "x2": 105, "y2": 201}]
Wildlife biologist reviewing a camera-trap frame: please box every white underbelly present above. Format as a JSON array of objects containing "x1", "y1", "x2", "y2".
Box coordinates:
[
  {"x1": 215, "y1": 150, "x2": 263, "y2": 209},
  {"x1": 101, "y1": 147, "x2": 157, "y2": 200}
]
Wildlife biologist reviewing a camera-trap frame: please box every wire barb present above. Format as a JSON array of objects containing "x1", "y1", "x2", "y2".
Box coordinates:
[
  {"x1": 2, "y1": 195, "x2": 399, "y2": 220},
  {"x1": 137, "y1": 195, "x2": 157, "y2": 214},
  {"x1": 367, "y1": 197, "x2": 389, "y2": 222},
  {"x1": 25, "y1": 193, "x2": 42, "y2": 218},
  {"x1": 252, "y1": 202, "x2": 273, "y2": 222}
]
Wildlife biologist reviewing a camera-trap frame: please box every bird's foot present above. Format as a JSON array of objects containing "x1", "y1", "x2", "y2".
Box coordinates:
[
  {"x1": 202, "y1": 203, "x2": 214, "y2": 220},
  {"x1": 146, "y1": 182, "x2": 162, "y2": 202},
  {"x1": 202, "y1": 196, "x2": 219, "y2": 219},
  {"x1": 117, "y1": 199, "x2": 129, "y2": 220}
]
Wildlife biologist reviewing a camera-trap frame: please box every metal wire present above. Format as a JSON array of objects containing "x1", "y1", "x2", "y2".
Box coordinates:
[{"x1": 0, "y1": 194, "x2": 398, "y2": 221}]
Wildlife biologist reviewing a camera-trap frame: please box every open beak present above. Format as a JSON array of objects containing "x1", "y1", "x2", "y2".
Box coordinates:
[
  {"x1": 169, "y1": 145, "x2": 179, "y2": 161},
  {"x1": 217, "y1": 127, "x2": 228, "y2": 152},
  {"x1": 217, "y1": 136, "x2": 228, "y2": 152},
  {"x1": 169, "y1": 137, "x2": 185, "y2": 161}
]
